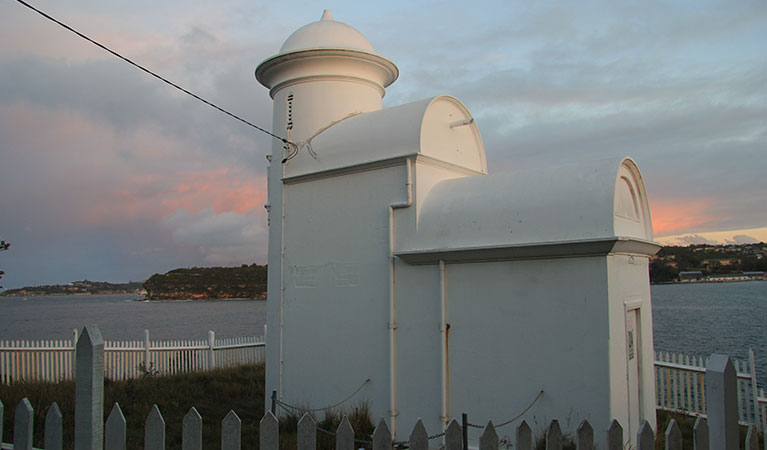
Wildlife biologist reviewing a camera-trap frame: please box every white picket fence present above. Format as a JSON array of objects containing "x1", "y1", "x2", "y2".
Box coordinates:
[
  {"x1": 0, "y1": 329, "x2": 264, "y2": 384},
  {"x1": 656, "y1": 349, "x2": 767, "y2": 432},
  {"x1": 3, "y1": 331, "x2": 766, "y2": 432},
  {"x1": 0, "y1": 326, "x2": 763, "y2": 450}
]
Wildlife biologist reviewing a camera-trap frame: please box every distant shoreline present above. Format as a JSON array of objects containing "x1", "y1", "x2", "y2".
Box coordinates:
[{"x1": 652, "y1": 277, "x2": 766, "y2": 285}]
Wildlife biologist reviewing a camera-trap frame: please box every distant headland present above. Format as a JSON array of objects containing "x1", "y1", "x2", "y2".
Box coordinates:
[
  {"x1": 0, "y1": 264, "x2": 267, "y2": 300},
  {"x1": 3, "y1": 243, "x2": 764, "y2": 297},
  {"x1": 143, "y1": 264, "x2": 266, "y2": 300},
  {"x1": 0, "y1": 280, "x2": 144, "y2": 297}
]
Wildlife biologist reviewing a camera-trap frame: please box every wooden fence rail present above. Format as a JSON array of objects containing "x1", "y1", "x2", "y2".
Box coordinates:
[
  {"x1": 0, "y1": 330, "x2": 265, "y2": 384},
  {"x1": 0, "y1": 325, "x2": 764, "y2": 450},
  {"x1": 656, "y1": 349, "x2": 767, "y2": 432}
]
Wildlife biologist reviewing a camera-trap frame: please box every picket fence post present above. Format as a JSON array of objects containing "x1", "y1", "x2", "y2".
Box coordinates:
[
  {"x1": 14, "y1": 398, "x2": 33, "y2": 450},
  {"x1": 707, "y1": 354, "x2": 738, "y2": 450},
  {"x1": 372, "y1": 419, "x2": 391, "y2": 450},
  {"x1": 409, "y1": 419, "x2": 429, "y2": 450},
  {"x1": 516, "y1": 420, "x2": 532, "y2": 450},
  {"x1": 221, "y1": 410, "x2": 241, "y2": 450},
  {"x1": 445, "y1": 419, "x2": 463, "y2": 450},
  {"x1": 145, "y1": 404, "x2": 165, "y2": 450},
  {"x1": 182, "y1": 407, "x2": 203, "y2": 450},
  {"x1": 745, "y1": 425, "x2": 759, "y2": 450},
  {"x1": 298, "y1": 412, "x2": 316, "y2": 450},
  {"x1": 545, "y1": 419, "x2": 562, "y2": 450},
  {"x1": 576, "y1": 420, "x2": 593, "y2": 450},
  {"x1": 45, "y1": 402, "x2": 63, "y2": 450},
  {"x1": 664, "y1": 419, "x2": 681, "y2": 450},
  {"x1": 105, "y1": 403, "x2": 126, "y2": 450},
  {"x1": 693, "y1": 417, "x2": 709, "y2": 450},
  {"x1": 144, "y1": 329, "x2": 151, "y2": 372},
  {"x1": 336, "y1": 416, "x2": 355, "y2": 450},
  {"x1": 75, "y1": 325, "x2": 104, "y2": 450},
  {"x1": 208, "y1": 331, "x2": 216, "y2": 369},
  {"x1": 479, "y1": 421, "x2": 498, "y2": 450},
  {"x1": 259, "y1": 410, "x2": 278, "y2": 450},
  {"x1": 749, "y1": 348, "x2": 761, "y2": 429}
]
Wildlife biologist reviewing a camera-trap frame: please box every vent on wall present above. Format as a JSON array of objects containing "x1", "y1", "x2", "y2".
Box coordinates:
[{"x1": 286, "y1": 94, "x2": 294, "y2": 131}]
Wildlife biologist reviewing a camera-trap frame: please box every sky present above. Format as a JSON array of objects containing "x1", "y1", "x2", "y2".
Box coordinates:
[{"x1": 0, "y1": 0, "x2": 765, "y2": 289}]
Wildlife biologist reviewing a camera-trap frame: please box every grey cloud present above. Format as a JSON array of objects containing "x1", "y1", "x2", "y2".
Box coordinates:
[
  {"x1": 673, "y1": 234, "x2": 720, "y2": 245},
  {"x1": 726, "y1": 235, "x2": 760, "y2": 245},
  {"x1": 164, "y1": 208, "x2": 267, "y2": 264}
]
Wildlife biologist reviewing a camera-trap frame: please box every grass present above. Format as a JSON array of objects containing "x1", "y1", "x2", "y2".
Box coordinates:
[
  {"x1": 0, "y1": 364, "x2": 374, "y2": 450},
  {"x1": 1, "y1": 364, "x2": 265, "y2": 450}
]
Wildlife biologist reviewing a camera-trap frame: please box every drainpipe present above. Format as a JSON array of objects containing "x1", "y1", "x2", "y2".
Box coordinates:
[
  {"x1": 279, "y1": 162, "x2": 287, "y2": 398},
  {"x1": 388, "y1": 158, "x2": 413, "y2": 438},
  {"x1": 440, "y1": 260, "x2": 449, "y2": 428}
]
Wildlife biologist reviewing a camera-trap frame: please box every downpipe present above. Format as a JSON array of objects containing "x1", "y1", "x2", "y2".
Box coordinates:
[
  {"x1": 440, "y1": 259, "x2": 449, "y2": 428},
  {"x1": 388, "y1": 158, "x2": 413, "y2": 439}
]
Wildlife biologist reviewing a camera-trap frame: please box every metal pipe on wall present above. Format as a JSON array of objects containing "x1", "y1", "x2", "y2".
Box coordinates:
[
  {"x1": 388, "y1": 158, "x2": 413, "y2": 438},
  {"x1": 440, "y1": 259, "x2": 449, "y2": 428}
]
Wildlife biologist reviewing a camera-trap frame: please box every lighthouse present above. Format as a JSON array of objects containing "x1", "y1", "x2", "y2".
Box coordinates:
[{"x1": 256, "y1": 11, "x2": 660, "y2": 448}]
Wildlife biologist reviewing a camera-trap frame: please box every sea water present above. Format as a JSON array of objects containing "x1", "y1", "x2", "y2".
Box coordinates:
[
  {"x1": 0, "y1": 294, "x2": 267, "y2": 341},
  {"x1": 652, "y1": 280, "x2": 767, "y2": 381},
  {"x1": 1, "y1": 280, "x2": 765, "y2": 380}
]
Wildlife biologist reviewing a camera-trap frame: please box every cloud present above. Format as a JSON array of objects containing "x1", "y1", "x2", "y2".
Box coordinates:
[
  {"x1": 671, "y1": 234, "x2": 720, "y2": 246},
  {"x1": 726, "y1": 235, "x2": 760, "y2": 245},
  {"x1": 2, "y1": 0, "x2": 766, "y2": 289},
  {"x1": 163, "y1": 208, "x2": 267, "y2": 264}
]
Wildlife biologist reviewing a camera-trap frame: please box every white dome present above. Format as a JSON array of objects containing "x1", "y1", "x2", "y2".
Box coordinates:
[{"x1": 279, "y1": 10, "x2": 375, "y2": 54}]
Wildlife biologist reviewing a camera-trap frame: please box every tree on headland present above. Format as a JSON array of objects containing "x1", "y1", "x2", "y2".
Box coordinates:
[{"x1": 0, "y1": 239, "x2": 9, "y2": 289}]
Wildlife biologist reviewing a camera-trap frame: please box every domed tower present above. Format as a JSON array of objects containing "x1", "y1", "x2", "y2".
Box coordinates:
[
  {"x1": 254, "y1": 11, "x2": 403, "y2": 427},
  {"x1": 256, "y1": 9, "x2": 398, "y2": 145}
]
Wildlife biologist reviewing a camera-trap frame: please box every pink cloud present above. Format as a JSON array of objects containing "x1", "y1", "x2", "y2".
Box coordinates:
[{"x1": 651, "y1": 197, "x2": 720, "y2": 237}]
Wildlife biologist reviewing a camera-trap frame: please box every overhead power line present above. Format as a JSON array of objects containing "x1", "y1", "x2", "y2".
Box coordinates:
[{"x1": 14, "y1": 0, "x2": 290, "y2": 146}]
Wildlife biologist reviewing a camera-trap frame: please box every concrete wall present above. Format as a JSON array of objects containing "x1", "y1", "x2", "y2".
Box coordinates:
[
  {"x1": 267, "y1": 164, "x2": 407, "y2": 420},
  {"x1": 394, "y1": 257, "x2": 613, "y2": 443},
  {"x1": 606, "y1": 253, "x2": 656, "y2": 438}
]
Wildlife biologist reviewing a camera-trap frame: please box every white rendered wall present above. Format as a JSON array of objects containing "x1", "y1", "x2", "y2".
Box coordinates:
[
  {"x1": 606, "y1": 254, "x2": 656, "y2": 440},
  {"x1": 444, "y1": 258, "x2": 611, "y2": 443},
  {"x1": 272, "y1": 79, "x2": 383, "y2": 145},
  {"x1": 269, "y1": 164, "x2": 408, "y2": 420}
]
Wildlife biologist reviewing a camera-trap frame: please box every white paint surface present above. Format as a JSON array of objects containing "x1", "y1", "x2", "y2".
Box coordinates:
[{"x1": 256, "y1": 11, "x2": 660, "y2": 449}]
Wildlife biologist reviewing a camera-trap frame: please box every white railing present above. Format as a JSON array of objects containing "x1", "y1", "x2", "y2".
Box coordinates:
[
  {"x1": 0, "y1": 329, "x2": 264, "y2": 384},
  {"x1": 655, "y1": 348, "x2": 766, "y2": 431}
]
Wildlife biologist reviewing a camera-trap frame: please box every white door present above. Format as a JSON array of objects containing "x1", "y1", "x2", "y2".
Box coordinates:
[{"x1": 626, "y1": 308, "x2": 642, "y2": 437}]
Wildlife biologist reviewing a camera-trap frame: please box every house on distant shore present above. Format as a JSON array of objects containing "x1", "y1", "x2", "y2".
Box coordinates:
[{"x1": 679, "y1": 271, "x2": 703, "y2": 282}]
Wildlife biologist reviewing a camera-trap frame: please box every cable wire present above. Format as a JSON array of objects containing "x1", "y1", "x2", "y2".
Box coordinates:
[
  {"x1": 466, "y1": 389, "x2": 545, "y2": 429},
  {"x1": 275, "y1": 378, "x2": 371, "y2": 413},
  {"x1": 13, "y1": 0, "x2": 291, "y2": 146}
]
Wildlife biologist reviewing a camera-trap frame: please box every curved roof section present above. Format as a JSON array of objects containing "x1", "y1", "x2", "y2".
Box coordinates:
[
  {"x1": 400, "y1": 157, "x2": 654, "y2": 259},
  {"x1": 282, "y1": 96, "x2": 486, "y2": 180},
  {"x1": 279, "y1": 10, "x2": 375, "y2": 54}
]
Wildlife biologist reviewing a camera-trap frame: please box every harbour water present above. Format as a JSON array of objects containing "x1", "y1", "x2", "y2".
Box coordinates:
[
  {"x1": 0, "y1": 294, "x2": 267, "y2": 341},
  {"x1": 1, "y1": 280, "x2": 765, "y2": 380},
  {"x1": 651, "y1": 279, "x2": 767, "y2": 382}
]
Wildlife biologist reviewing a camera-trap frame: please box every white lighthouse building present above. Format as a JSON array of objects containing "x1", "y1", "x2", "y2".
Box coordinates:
[{"x1": 256, "y1": 11, "x2": 660, "y2": 447}]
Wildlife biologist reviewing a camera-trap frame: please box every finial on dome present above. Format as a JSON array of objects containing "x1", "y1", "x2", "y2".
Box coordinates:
[{"x1": 321, "y1": 9, "x2": 334, "y2": 21}]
